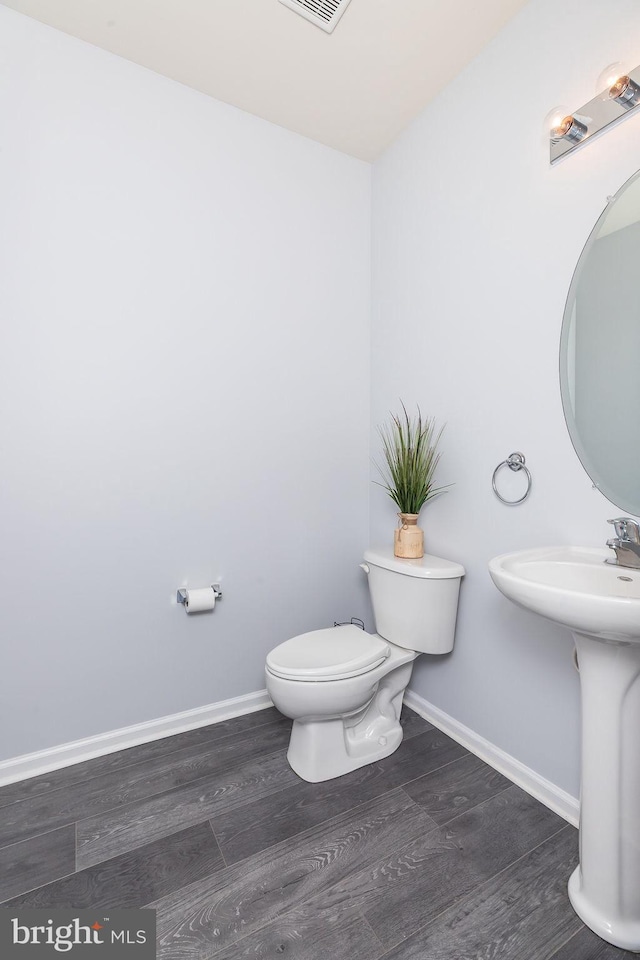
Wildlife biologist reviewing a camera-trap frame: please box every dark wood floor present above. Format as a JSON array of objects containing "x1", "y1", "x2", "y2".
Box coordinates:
[{"x1": 0, "y1": 706, "x2": 633, "y2": 959}]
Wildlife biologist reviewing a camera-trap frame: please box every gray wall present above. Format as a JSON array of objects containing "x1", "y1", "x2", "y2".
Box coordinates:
[
  {"x1": 370, "y1": 0, "x2": 640, "y2": 798},
  {"x1": 0, "y1": 8, "x2": 371, "y2": 760}
]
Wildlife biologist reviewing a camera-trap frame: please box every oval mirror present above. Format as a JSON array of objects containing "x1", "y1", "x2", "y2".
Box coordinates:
[{"x1": 560, "y1": 169, "x2": 640, "y2": 516}]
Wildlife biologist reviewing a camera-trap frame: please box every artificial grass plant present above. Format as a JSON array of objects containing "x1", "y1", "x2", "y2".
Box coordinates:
[{"x1": 374, "y1": 403, "x2": 450, "y2": 515}]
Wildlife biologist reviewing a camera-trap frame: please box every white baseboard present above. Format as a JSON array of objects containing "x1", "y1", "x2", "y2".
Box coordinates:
[
  {"x1": 403, "y1": 690, "x2": 579, "y2": 828},
  {"x1": 1, "y1": 684, "x2": 579, "y2": 829},
  {"x1": 0, "y1": 689, "x2": 274, "y2": 788}
]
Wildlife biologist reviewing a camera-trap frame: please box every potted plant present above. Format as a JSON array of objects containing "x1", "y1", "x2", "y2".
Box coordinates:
[{"x1": 374, "y1": 403, "x2": 450, "y2": 558}]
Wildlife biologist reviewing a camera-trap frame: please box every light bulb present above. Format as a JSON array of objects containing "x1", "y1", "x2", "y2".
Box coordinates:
[
  {"x1": 609, "y1": 75, "x2": 640, "y2": 108},
  {"x1": 549, "y1": 113, "x2": 587, "y2": 143},
  {"x1": 596, "y1": 62, "x2": 627, "y2": 94},
  {"x1": 544, "y1": 104, "x2": 570, "y2": 144}
]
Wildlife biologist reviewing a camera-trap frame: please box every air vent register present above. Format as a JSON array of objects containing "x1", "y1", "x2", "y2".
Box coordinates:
[{"x1": 278, "y1": 0, "x2": 354, "y2": 34}]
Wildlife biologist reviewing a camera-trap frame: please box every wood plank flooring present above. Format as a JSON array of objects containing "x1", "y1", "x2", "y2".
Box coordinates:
[{"x1": 0, "y1": 705, "x2": 634, "y2": 959}]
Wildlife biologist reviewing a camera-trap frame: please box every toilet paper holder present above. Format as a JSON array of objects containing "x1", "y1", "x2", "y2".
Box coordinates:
[{"x1": 176, "y1": 584, "x2": 223, "y2": 605}]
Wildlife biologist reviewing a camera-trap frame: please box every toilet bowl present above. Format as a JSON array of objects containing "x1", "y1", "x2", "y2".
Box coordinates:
[{"x1": 265, "y1": 547, "x2": 464, "y2": 782}]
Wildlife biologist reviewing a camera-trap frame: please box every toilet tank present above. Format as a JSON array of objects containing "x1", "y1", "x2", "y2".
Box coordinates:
[{"x1": 363, "y1": 547, "x2": 465, "y2": 654}]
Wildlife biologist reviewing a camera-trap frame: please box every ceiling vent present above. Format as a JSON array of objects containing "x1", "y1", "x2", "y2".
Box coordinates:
[{"x1": 278, "y1": 0, "x2": 354, "y2": 34}]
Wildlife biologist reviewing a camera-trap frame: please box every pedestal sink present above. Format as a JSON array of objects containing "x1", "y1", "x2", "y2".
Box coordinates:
[{"x1": 489, "y1": 546, "x2": 640, "y2": 952}]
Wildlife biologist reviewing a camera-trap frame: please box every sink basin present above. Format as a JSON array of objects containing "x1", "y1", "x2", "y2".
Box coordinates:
[
  {"x1": 489, "y1": 545, "x2": 640, "y2": 642},
  {"x1": 489, "y1": 545, "x2": 640, "y2": 952}
]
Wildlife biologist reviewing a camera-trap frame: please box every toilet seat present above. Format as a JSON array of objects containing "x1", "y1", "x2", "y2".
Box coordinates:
[{"x1": 266, "y1": 624, "x2": 390, "y2": 682}]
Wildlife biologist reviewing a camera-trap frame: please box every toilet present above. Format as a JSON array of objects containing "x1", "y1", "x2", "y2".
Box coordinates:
[{"x1": 265, "y1": 546, "x2": 464, "y2": 782}]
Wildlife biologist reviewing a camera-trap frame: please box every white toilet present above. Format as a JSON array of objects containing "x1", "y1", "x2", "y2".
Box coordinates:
[{"x1": 265, "y1": 546, "x2": 464, "y2": 782}]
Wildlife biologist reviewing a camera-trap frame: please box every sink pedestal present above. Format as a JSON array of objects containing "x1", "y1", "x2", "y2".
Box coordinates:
[
  {"x1": 569, "y1": 632, "x2": 640, "y2": 952},
  {"x1": 488, "y1": 546, "x2": 640, "y2": 950}
]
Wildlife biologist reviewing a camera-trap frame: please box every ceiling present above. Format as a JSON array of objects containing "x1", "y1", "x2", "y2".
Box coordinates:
[{"x1": 0, "y1": 0, "x2": 530, "y2": 160}]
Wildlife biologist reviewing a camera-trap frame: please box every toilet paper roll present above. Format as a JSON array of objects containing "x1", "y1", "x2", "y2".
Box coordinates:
[{"x1": 184, "y1": 587, "x2": 216, "y2": 614}]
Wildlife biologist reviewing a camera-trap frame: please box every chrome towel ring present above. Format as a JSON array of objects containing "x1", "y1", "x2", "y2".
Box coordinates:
[{"x1": 492, "y1": 452, "x2": 532, "y2": 505}]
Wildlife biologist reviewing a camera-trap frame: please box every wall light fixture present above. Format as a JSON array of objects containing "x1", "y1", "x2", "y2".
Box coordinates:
[
  {"x1": 609, "y1": 75, "x2": 640, "y2": 109},
  {"x1": 551, "y1": 114, "x2": 588, "y2": 143},
  {"x1": 550, "y1": 62, "x2": 640, "y2": 164}
]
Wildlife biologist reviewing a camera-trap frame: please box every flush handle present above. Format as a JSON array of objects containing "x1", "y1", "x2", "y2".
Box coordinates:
[{"x1": 360, "y1": 563, "x2": 370, "y2": 574}]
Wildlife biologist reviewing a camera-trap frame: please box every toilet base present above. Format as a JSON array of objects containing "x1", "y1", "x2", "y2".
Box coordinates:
[
  {"x1": 287, "y1": 715, "x2": 403, "y2": 782},
  {"x1": 286, "y1": 662, "x2": 413, "y2": 782}
]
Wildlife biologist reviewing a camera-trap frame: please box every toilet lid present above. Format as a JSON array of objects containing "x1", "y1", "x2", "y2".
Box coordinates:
[{"x1": 266, "y1": 625, "x2": 390, "y2": 682}]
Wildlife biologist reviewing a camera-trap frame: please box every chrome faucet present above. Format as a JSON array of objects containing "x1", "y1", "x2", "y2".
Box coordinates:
[{"x1": 606, "y1": 517, "x2": 640, "y2": 568}]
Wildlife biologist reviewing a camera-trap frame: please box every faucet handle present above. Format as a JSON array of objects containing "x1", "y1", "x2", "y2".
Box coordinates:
[{"x1": 608, "y1": 518, "x2": 640, "y2": 542}]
